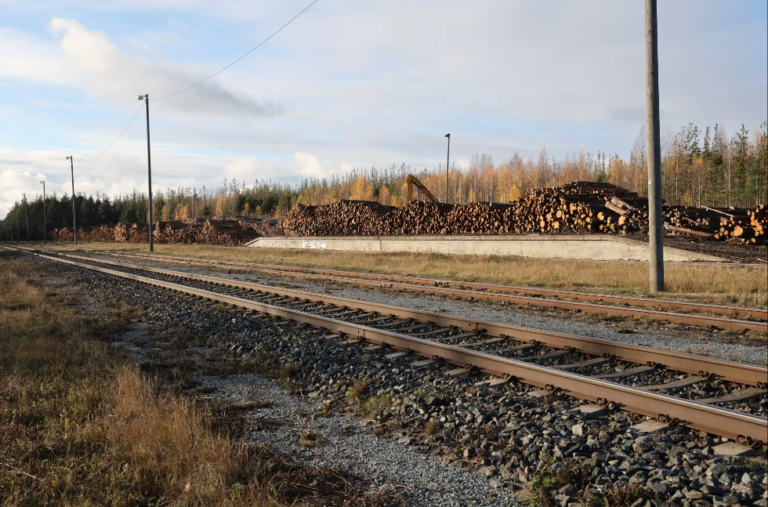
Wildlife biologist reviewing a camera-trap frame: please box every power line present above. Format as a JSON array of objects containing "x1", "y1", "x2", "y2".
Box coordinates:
[
  {"x1": 153, "y1": 0, "x2": 319, "y2": 102},
  {"x1": 68, "y1": 0, "x2": 318, "y2": 168},
  {"x1": 82, "y1": 104, "x2": 144, "y2": 166}
]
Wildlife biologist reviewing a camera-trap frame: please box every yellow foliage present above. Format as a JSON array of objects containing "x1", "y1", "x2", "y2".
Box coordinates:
[{"x1": 349, "y1": 176, "x2": 374, "y2": 202}]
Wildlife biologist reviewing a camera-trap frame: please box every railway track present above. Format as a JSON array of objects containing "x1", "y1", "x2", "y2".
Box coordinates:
[
  {"x1": 5, "y1": 244, "x2": 767, "y2": 448},
  {"x1": 72, "y1": 249, "x2": 768, "y2": 332}
]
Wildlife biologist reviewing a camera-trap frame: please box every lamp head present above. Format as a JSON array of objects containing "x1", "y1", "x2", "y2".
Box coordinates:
[
  {"x1": 65, "y1": 156, "x2": 71, "y2": 160},
  {"x1": 445, "y1": 133, "x2": 450, "y2": 138},
  {"x1": 137, "y1": 94, "x2": 146, "y2": 101}
]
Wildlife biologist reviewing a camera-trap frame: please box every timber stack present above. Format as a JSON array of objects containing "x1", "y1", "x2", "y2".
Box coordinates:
[
  {"x1": 284, "y1": 200, "x2": 396, "y2": 236},
  {"x1": 381, "y1": 201, "x2": 454, "y2": 235},
  {"x1": 447, "y1": 203, "x2": 513, "y2": 234}
]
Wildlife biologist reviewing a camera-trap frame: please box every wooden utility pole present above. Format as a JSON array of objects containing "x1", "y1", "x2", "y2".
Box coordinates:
[{"x1": 645, "y1": 0, "x2": 664, "y2": 292}]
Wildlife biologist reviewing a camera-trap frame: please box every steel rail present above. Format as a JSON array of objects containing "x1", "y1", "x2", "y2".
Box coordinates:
[
  {"x1": 87, "y1": 250, "x2": 768, "y2": 329},
  {"x1": 7, "y1": 245, "x2": 767, "y2": 446},
  {"x1": 101, "y1": 250, "x2": 768, "y2": 319},
  {"x1": 25, "y1": 247, "x2": 768, "y2": 387}
]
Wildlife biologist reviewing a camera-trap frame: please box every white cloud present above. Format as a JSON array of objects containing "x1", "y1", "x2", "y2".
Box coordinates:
[
  {"x1": 0, "y1": 18, "x2": 280, "y2": 117},
  {"x1": 0, "y1": 0, "x2": 765, "y2": 221},
  {"x1": 293, "y1": 152, "x2": 323, "y2": 177}
]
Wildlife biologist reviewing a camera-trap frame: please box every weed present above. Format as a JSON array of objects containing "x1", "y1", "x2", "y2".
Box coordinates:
[
  {"x1": 346, "y1": 380, "x2": 369, "y2": 402},
  {"x1": 357, "y1": 393, "x2": 395, "y2": 416},
  {"x1": 425, "y1": 420, "x2": 441, "y2": 435},
  {"x1": 299, "y1": 430, "x2": 322, "y2": 448},
  {"x1": 279, "y1": 362, "x2": 299, "y2": 379}
]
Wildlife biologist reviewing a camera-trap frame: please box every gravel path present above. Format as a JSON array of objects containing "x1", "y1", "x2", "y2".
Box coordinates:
[{"x1": 200, "y1": 374, "x2": 518, "y2": 507}]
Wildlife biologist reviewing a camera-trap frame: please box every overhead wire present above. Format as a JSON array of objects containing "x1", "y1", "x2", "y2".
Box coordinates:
[
  {"x1": 81, "y1": 104, "x2": 144, "y2": 167},
  {"x1": 76, "y1": 0, "x2": 319, "y2": 165},
  {"x1": 152, "y1": 0, "x2": 319, "y2": 102}
]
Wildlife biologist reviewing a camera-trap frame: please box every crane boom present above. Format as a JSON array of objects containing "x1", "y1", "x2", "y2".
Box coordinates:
[{"x1": 406, "y1": 175, "x2": 439, "y2": 204}]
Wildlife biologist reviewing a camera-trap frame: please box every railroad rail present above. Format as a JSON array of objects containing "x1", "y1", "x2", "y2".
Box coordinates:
[
  {"x1": 61, "y1": 248, "x2": 768, "y2": 332},
  {"x1": 4, "y1": 244, "x2": 767, "y2": 447}
]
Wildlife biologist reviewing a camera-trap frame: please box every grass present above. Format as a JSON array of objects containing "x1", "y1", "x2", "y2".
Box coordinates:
[
  {"x1": 278, "y1": 362, "x2": 299, "y2": 379},
  {"x1": 0, "y1": 252, "x2": 387, "y2": 506},
  {"x1": 520, "y1": 458, "x2": 649, "y2": 507},
  {"x1": 424, "y1": 420, "x2": 441, "y2": 436},
  {"x1": 42, "y1": 242, "x2": 768, "y2": 308}
]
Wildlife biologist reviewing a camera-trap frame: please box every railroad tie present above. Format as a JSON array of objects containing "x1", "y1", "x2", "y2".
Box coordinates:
[
  {"x1": 553, "y1": 356, "x2": 610, "y2": 370},
  {"x1": 412, "y1": 359, "x2": 436, "y2": 369},
  {"x1": 594, "y1": 365, "x2": 657, "y2": 380},
  {"x1": 461, "y1": 337, "x2": 506, "y2": 349},
  {"x1": 641, "y1": 375, "x2": 709, "y2": 391},
  {"x1": 516, "y1": 349, "x2": 570, "y2": 362},
  {"x1": 696, "y1": 387, "x2": 767, "y2": 405}
]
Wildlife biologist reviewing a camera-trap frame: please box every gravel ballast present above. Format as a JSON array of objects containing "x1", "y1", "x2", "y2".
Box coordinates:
[{"x1": 19, "y1": 253, "x2": 768, "y2": 507}]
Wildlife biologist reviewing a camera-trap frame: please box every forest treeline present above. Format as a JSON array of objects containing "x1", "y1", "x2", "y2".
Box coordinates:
[{"x1": 2, "y1": 122, "x2": 766, "y2": 241}]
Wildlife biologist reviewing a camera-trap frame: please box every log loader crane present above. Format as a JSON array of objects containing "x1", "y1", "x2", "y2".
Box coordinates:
[{"x1": 406, "y1": 175, "x2": 439, "y2": 204}]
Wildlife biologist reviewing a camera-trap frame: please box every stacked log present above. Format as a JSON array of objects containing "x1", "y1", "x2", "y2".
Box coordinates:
[
  {"x1": 129, "y1": 224, "x2": 149, "y2": 243},
  {"x1": 447, "y1": 203, "x2": 514, "y2": 235},
  {"x1": 380, "y1": 201, "x2": 453, "y2": 235},
  {"x1": 52, "y1": 228, "x2": 73, "y2": 241},
  {"x1": 712, "y1": 205, "x2": 767, "y2": 244},
  {"x1": 152, "y1": 219, "x2": 260, "y2": 245},
  {"x1": 283, "y1": 201, "x2": 396, "y2": 236},
  {"x1": 79, "y1": 225, "x2": 114, "y2": 242},
  {"x1": 114, "y1": 223, "x2": 130, "y2": 242}
]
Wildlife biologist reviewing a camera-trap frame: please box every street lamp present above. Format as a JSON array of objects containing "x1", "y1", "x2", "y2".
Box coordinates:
[
  {"x1": 444, "y1": 133, "x2": 451, "y2": 204},
  {"x1": 65, "y1": 156, "x2": 77, "y2": 245},
  {"x1": 41, "y1": 180, "x2": 47, "y2": 245},
  {"x1": 138, "y1": 94, "x2": 154, "y2": 252}
]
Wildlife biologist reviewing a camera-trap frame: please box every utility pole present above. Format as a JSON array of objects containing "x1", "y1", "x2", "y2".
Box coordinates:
[
  {"x1": 15, "y1": 206, "x2": 20, "y2": 242},
  {"x1": 445, "y1": 134, "x2": 451, "y2": 204},
  {"x1": 41, "y1": 181, "x2": 47, "y2": 245},
  {"x1": 66, "y1": 156, "x2": 77, "y2": 245},
  {"x1": 645, "y1": 0, "x2": 664, "y2": 292},
  {"x1": 138, "y1": 94, "x2": 154, "y2": 252},
  {"x1": 22, "y1": 193, "x2": 29, "y2": 242}
]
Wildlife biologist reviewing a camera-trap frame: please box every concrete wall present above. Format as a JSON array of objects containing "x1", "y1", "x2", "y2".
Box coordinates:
[{"x1": 246, "y1": 235, "x2": 725, "y2": 262}]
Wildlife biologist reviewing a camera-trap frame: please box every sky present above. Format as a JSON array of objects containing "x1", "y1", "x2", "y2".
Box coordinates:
[{"x1": 0, "y1": 0, "x2": 766, "y2": 217}]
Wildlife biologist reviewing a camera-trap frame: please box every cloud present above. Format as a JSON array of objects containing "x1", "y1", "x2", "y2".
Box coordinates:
[
  {"x1": 0, "y1": 170, "x2": 47, "y2": 217},
  {"x1": 0, "y1": 1, "x2": 764, "y2": 215},
  {"x1": 0, "y1": 18, "x2": 280, "y2": 117},
  {"x1": 293, "y1": 152, "x2": 323, "y2": 177}
]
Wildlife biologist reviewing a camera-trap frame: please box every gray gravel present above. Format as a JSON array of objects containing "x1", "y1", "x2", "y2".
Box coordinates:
[
  {"x1": 144, "y1": 260, "x2": 766, "y2": 365},
  {"x1": 199, "y1": 374, "x2": 518, "y2": 506},
  {"x1": 24, "y1": 253, "x2": 768, "y2": 507}
]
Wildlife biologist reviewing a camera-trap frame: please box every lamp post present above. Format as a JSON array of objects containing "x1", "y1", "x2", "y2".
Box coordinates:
[
  {"x1": 137, "y1": 94, "x2": 154, "y2": 252},
  {"x1": 65, "y1": 156, "x2": 77, "y2": 245},
  {"x1": 22, "y1": 193, "x2": 29, "y2": 242},
  {"x1": 41, "y1": 181, "x2": 47, "y2": 245},
  {"x1": 445, "y1": 133, "x2": 451, "y2": 203}
]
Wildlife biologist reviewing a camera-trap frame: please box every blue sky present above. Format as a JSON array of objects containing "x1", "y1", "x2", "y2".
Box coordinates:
[{"x1": 0, "y1": 0, "x2": 766, "y2": 216}]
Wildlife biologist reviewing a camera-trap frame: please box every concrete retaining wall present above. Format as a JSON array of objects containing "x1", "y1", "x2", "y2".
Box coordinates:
[{"x1": 246, "y1": 235, "x2": 725, "y2": 262}]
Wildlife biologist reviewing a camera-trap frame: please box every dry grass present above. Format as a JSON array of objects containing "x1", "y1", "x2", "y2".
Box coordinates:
[
  {"x1": 424, "y1": 420, "x2": 441, "y2": 436},
  {"x1": 0, "y1": 252, "x2": 387, "y2": 506},
  {"x1": 42, "y1": 241, "x2": 768, "y2": 308}
]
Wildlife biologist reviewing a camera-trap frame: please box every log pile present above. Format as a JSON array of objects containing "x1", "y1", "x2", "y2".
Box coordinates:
[
  {"x1": 380, "y1": 202, "x2": 454, "y2": 235},
  {"x1": 447, "y1": 203, "x2": 513, "y2": 235},
  {"x1": 283, "y1": 201, "x2": 396, "y2": 236},
  {"x1": 129, "y1": 224, "x2": 149, "y2": 243},
  {"x1": 52, "y1": 228, "x2": 73, "y2": 241},
  {"x1": 662, "y1": 205, "x2": 767, "y2": 244},
  {"x1": 114, "y1": 223, "x2": 130, "y2": 242},
  {"x1": 78, "y1": 225, "x2": 114, "y2": 242}
]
